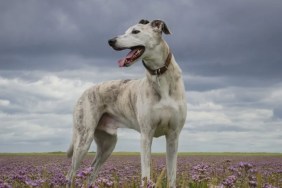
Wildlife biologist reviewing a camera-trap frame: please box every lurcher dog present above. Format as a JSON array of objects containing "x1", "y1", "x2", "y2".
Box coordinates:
[{"x1": 66, "y1": 19, "x2": 187, "y2": 187}]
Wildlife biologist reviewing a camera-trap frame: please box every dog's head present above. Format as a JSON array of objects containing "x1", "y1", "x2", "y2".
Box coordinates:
[{"x1": 108, "y1": 19, "x2": 171, "y2": 67}]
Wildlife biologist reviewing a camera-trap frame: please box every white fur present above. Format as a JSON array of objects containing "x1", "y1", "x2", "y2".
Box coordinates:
[{"x1": 66, "y1": 20, "x2": 187, "y2": 188}]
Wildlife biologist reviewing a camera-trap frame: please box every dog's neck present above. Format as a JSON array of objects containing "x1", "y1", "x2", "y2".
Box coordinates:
[
  {"x1": 142, "y1": 40, "x2": 184, "y2": 99},
  {"x1": 142, "y1": 40, "x2": 170, "y2": 70}
]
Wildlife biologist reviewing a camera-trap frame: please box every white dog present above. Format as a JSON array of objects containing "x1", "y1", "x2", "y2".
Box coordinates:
[{"x1": 66, "y1": 19, "x2": 187, "y2": 187}]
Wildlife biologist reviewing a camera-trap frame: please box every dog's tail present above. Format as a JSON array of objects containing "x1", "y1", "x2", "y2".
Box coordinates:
[{"x1": 66, "y1": 143, "x2": 74, "y2": 158}]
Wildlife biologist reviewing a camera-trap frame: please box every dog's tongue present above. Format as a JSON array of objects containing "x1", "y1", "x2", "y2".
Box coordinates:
[
  {"x1": 118, "y1": 58, "x2": 127, "y2": 67},
  {"x1": 117, "y1": 49, "x2": 136, "y2": 67}
]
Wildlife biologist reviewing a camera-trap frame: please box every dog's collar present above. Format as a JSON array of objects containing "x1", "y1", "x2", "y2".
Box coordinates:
[{"x1": 142, "y1": 52, "x2": 172, "y2": 76}]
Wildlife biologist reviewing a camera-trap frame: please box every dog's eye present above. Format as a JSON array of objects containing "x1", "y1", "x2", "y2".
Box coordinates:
[{"x1": 132, "y1": 29, "x2": 140, "y2": 34}]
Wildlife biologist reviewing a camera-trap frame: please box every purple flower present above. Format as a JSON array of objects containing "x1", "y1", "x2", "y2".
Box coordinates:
[
  {"x1": 248, "y1": 175, "x2": 257, "y2": 184},
  {"x1": 25, "y1": 178, "x2": 44, "y2": 187},
  {"x1": 191, "y1": 163, "x2": 211, "y2": 183},
  {"x1": 96, "y1": 177, "x2": 114, "y2": 187},
  {"x1": 77, "y1": 167, "x2": 93, "y2": 178},
  {"x1": 222, "y1": 175, "x2": 237, "y2": 188},
  {"x1": 0, "y1": 154, "x2": 281, "y2": 187},
  {"x1": 88, "y1": 184, "x2": 99, "y2": 188},
  {"x1": 0, "y1": 182, "x2": 12, "y2": 188},
  {"x1": 249, "y1": 180, "x2": 257, "y2": 188},
  {"x1": 263, "y1": 183, "x2": 278, "y2": 188},
  {"x1": 147, "y1": 180, "x2": 155, "y2": 188},
  {"x1": 239, "y1": 162, "x2": 253, "y2": 171}
]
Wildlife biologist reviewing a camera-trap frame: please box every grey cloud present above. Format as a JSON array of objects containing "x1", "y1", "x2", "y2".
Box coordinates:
[
  {"x1": 0, "y1": 113, "x2": 72, "y2": 152},
  {"x1": 0, "y1": 1, "x2": 176, "y2": 60},
  {"x1": 185, "y1": 124, "x2": 252, "y2": 133},
  {"x1": 273, "y1": 107, "x2": 282, "y2": 120},
  {"x1": 176, "y1": 0, "x2": 282, "y2": 78},
  {"x1": 1, "y1": 0, "x2": 281, "y2": 81}
]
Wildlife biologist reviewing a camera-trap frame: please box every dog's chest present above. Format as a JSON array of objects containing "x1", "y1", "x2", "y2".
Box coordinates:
[{"x1": 150, "y1": 99, "x2": 184, "y2": 137}]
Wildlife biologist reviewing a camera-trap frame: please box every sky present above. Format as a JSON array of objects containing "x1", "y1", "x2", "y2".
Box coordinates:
[{"x1": 0, "y1": 0, "x2": 281, "y2": 153}]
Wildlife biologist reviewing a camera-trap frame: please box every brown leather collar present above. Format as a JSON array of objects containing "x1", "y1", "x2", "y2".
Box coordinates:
[{"x1": 142, "y1": 52, "x2": 172, "y2": 76}]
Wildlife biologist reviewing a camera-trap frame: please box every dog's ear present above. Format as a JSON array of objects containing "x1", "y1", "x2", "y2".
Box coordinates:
[
  {"x1": 151, "y1": 20, "x2": 171, "y2": 35},
  {"x1": 139, "y1": 19, "x2": 150, "y2": 24}
]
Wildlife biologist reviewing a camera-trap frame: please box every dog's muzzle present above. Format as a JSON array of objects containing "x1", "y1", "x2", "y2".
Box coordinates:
[
  {"x1": 108, "y1": 37, "x2": 145, "y2": 67},
  {"x1": 108, "y1": 37, "x2": 117, "y2": 48}
]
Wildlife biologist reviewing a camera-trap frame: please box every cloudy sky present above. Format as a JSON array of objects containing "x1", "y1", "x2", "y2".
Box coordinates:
[{"x1": 0, "y1": 0, "x2": 281, "y2": 153}]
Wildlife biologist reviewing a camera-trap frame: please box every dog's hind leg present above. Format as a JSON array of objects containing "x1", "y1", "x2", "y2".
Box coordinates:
[
  {"x1": 66, "y1": 94, "x2": 99, "y2": 187},
  {"x1": 88, "y1": 129, "x2": 117, "y2": 185}
]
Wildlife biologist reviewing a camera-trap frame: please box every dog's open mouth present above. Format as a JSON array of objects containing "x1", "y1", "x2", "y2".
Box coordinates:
[{"x1": 117, "y1": 46, "x2": 145, "y2": 67}]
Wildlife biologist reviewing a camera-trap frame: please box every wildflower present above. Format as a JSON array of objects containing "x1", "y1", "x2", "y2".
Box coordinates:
[
  {"x1": 228, "y1": 166, "x2": 240, "y2": 176},
  {"x1": 248, "y1": 175, "x2": 257, "y2": 188},
  {"x1": 25, "y1": 178, "x2": 44, "y2": 187},
  {"x1": 191, "y1": 174, "x2": 200, "y2": 181},
  {"x1": 263, "y1": 183, "x2": 278, "y2": 188},
  {"x1": 88, "y1": 184, "x2": 99, "y2": 188},
  {"x1": 96, "y1": 177, "x2": 114, "y2": 187},
  {"x1": 222, "y1": 175, "x2": 237, "y2": 188},
  {"x1": 77, "y1": 167, "x2": 93, "y2": 178},
  {"x1": 0, "y1": 182, "x2": 12, "y2": 188},
  {"x1": 249, "y1": 180, "x2": 257, "y2": 188},
  {"x1": 147, "y1": 180, "x2": 155, "y2": 188},
  {"x1": 249, "y1": 168, "x2": 257, "y2": 174},
  {"x1": 191, "y1": 163, "x2": 211, "y2": 183},
  {"x1": 239, "y1": 162, "x2": 253, "y2": 171}
]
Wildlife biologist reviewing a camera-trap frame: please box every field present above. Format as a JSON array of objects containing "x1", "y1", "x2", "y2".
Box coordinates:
[{"x1": 0, "y1": 153, "x2": 281, "y2": 188}]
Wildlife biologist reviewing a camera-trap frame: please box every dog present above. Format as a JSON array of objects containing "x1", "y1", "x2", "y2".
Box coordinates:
[{"x1": 66, "y1": 19, "x2": 187, "y2": 188}]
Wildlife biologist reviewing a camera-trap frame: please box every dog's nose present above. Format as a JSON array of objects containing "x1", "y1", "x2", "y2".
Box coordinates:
[{"x1": 108, "y1": 38, "x2": 117, "y2": 47}]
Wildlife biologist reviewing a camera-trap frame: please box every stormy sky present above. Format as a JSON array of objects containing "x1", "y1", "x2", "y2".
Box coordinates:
[{"x1": 0, "y1": 0, "x2": 281, "y2": 153}]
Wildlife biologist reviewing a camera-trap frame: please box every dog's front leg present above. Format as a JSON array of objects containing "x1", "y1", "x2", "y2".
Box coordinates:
[
  {"x1": 140, "y1": 132, "x2": 154, "y2": 185},
  {"x1": 166, "y1": 131, "x2": 179, "y2": 188}
]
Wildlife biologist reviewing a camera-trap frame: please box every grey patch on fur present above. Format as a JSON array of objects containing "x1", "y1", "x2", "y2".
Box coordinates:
[{"x1": 122, "y1": 79, "x2": 131, "y2": 84}]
